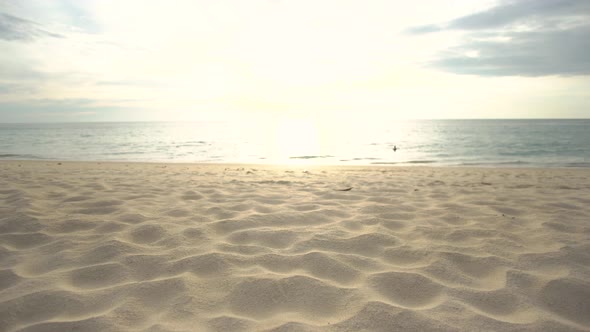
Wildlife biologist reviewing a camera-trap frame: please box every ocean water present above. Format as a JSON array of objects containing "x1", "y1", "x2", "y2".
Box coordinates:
[{"x1": 0, "y1": 119, "x2": 589, "y2": 167}]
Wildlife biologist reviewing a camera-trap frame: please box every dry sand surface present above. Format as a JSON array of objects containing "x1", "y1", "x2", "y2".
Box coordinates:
[{"x1": 1, "y1": 161, "x2": 589, "y2": 332}]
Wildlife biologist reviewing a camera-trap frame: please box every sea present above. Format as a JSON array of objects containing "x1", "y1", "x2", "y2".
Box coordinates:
[{"x1": 1, "y1": 119, "x2": 589, "y2": 167}]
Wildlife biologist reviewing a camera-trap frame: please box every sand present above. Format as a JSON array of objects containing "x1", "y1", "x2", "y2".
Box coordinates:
[{"x1": 0, "y1": 161, "x2": 589, "y2": 332}]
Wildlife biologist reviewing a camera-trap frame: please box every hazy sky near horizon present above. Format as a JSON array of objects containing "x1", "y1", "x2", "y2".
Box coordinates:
[{"x1": 1, "y1": 0, "x2": 589, "y2": 123}]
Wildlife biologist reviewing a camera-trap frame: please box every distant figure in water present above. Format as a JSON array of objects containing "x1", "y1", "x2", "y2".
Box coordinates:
[{"x1": 393, "y1": 146, "x2": 398, "y2": 152}]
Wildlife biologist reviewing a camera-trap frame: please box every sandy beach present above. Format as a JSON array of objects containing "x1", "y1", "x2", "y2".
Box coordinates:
[{"x1": 0, "y1": 161, "x2": 589, "y2": 331}]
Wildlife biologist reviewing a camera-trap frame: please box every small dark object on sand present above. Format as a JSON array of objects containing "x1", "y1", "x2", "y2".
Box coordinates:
[
  {"x1": 393, "y1": 145, "x2": 398, "y2": 152},
  {"x1": 336, "y1": 187, "x2": 353, "y2": 191},
  {"x1": 57, "y1": 162, "x2": 62, "y2": 165}
]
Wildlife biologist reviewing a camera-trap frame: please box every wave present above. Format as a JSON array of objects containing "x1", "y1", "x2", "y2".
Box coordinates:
[
  {"x1": 564, "y1": 162, "x2": 590, "y2": 168},
  {"x1": 290, "y1": 155, "x2": 334, "y2": 159},
  {"x1": 0, "y1": 153, "x2": 45, "y2": 159},
  {"x1": 406, "y1": 160, "x2": 437, "y2": 164},
  {"x1": 175, "y1": 141, "x2": 208, "y2": 147},
  {"x1": 106, "y1": 151, "x2": 151, "y2": 156},
  {"x1": 457, "y1": 160, "x2": 590, "y2": 168},
  {"x1": 370, "y1": 160, "x2": 437, "y2": 165},
  {"x1": 459, "y1": 160, "x2": 531, "y2": 166}
]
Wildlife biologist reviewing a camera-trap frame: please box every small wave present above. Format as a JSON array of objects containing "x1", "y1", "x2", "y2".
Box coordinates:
[
  {"x1": 371, "y1": 160, "x2": 436, "y2": 165},
  {"x1": 175, "y1": 141, "x2": 208, "y2": 147},
  {"x1": 496, "y1": 161, "x2": 531, "y2": 165},
  {"x1": 498, "y1": 150, "x2": 553, "y2": 157},
  {"x1": 407, "y1": 160, "x2": 437, "y2": 164},
  {"x1": 434, "y1": 153, "x2": 451, "y2": 158},
  {"x1": 290, "y1": 155, "x2": 334, "y2": 159},
  {"x1": 460, "y1": 160, "x2": 531, "y2": 166},
  {"x1": 108, "y1": 152, "x2": 145, "y2": 156},
  {"x1": 0, "y1": 153, "x2": 45, "y2": 159},
  {"x1": 564, "y1": 162, "x2": 590, "y2": 168}
]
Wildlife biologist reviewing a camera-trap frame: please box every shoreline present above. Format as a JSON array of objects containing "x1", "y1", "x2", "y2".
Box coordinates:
[
  {"x1": 2, "y1": 119, "x2": 589, "y2": 170},
  {"x1": 1, "y1": 160, "x2": 589, "y2": 331},
  {"x1": 3, "y1": 159, "x2": 590, "y2": 171}
]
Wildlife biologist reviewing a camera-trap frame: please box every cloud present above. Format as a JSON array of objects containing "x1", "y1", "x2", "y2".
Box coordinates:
[
  {"x1": 0, "y1": 98, "x2": 142, "y2": 122},
  {"x1": 95, "y1": 80, "x2": 162, "y2": 88},
  {"x1": 447, "y1": 0, "x2": 590, "y2": 30},
  {"x1": 0, "y1": 60, "x2": 48, "y2": 80},
  {"x1": 0, "y1": 12, "x2": 64, "y2": 41},
  {"x1": 434, "y1": 24, "x2": 590, "y2": 76},
  {"x1": 405, "y1": 24, "x2": 442, "y2": 34},
  {"x1": 407, "y1": 0, "x2": 590, "y2": 76},
  {"x1": 0, "y1": 82, "x2": 37, "y2": 95}
]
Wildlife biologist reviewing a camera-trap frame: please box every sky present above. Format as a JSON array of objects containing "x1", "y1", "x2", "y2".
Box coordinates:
[{"x1": 0, "y1": 0, "x2": 589, "y2": 123}]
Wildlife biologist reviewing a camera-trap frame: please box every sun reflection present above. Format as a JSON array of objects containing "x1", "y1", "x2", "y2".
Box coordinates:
[{"x1": 274, "y1": 118, "x2": 321, "y2": 163}]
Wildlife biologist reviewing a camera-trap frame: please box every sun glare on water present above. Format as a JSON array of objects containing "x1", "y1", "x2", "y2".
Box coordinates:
[{"x1": 274, "y1": 118, "x2": 321, "y2": 164}]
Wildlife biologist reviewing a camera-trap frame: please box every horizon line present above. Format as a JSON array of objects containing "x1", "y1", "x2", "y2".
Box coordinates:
[{"x1": 1, "y1": 118, "x2": 590, "y2": 124}]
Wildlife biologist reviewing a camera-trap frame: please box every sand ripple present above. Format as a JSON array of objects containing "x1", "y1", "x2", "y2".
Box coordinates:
[{"x1": 1, "y1": 162, "x2": 589, "y2": 331}]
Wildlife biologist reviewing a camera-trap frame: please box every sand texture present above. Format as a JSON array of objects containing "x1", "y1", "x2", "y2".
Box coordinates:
[{"x1": 1, "y1": 161, "x2": 590, "y2": 331}]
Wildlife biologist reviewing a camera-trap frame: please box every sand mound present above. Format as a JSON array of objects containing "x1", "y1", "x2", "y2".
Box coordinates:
[{"x1": 368, "y1": 271, "x2": 444, "y2": 308}]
